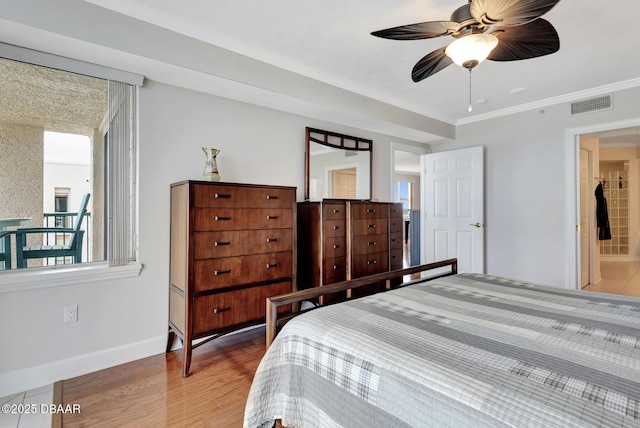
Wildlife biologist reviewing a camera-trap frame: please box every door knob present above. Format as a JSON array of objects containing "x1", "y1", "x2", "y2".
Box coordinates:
[{"x1": 469, "y1": 222, "x2": 481, "y2": 228}]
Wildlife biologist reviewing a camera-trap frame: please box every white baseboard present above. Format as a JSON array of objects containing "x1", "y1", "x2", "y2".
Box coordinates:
[{"x1": 0, "y1": 335, "x2": 166, "y2": 398}]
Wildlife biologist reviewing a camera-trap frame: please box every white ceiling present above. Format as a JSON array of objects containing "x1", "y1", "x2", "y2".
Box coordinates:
[
  {"x1": 84, "y1": 0, "x2": 640, "y2": 127},
  {"x1": 1, "y1": 0, "x2": 638, "y2": 146}
]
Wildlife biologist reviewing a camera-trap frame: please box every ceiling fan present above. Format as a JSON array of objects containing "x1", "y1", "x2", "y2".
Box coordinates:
[{"x1": 371, "y1": 0, "x2": 562, "y2": 83}]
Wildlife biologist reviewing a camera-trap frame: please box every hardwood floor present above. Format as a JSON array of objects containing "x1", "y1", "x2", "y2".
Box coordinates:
[
  {"x1": 61, "y1": 326, "x2": 266, "y2": 427},
  {"x1": 60, "y1": 261, "x2": 640, "y2": 427}
]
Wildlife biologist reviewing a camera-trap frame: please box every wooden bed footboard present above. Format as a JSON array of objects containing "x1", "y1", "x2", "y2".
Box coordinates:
[{"x1": 266, "y1": 258, "x2": 457, "y2": 347}]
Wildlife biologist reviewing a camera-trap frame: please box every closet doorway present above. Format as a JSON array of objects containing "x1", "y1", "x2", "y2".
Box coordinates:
[{"x1": 577, "y1": 125, "x2": 640, "y2": 290}]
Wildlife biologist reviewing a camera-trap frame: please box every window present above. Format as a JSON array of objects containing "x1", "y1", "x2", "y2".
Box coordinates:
[
  {"x1": 395, "y1": 181, "x2": 412, "y2": 217},
  {"x1": 54, "y1": 190, "x2": 70, "y2": 228},
  {"x1": 0, "y1": 47, "x2": 140, "y2": 277}
]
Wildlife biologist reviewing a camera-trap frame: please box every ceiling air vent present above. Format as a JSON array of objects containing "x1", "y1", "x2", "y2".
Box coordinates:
[{"x1": 571, "y1": 95, "x2": 612, "y2": 115}]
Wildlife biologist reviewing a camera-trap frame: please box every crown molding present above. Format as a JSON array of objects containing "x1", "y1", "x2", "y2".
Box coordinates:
[{"x1": 456, "y1": 78, "x2": 640, "y2": 126}]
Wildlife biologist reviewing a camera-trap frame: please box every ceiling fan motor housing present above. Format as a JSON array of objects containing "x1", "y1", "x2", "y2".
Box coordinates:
[{"x1": 450, "y1": 2, "x2": 489, "y2": 38}]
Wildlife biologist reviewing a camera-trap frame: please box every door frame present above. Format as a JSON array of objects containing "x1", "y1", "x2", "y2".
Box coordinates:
[{"x1": 565, "y1": 117, "x2": 640, "y2": 290}]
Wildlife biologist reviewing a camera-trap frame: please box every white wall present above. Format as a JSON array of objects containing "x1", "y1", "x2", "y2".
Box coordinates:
[
  {"x1": 0, "y1": 80, "x2": 422, "y2": 396},
  {"x1": 432, "y1": 86, "x2": 640, "y2": 287}
]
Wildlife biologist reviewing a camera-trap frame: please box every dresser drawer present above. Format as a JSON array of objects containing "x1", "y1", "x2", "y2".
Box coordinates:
[
  {"x1": 195, "y1": 208, "x2": 292, "y2": 231},
  {"x1": 323, "y1": 257, "x2": 346, "y2": 284},
  {"x1": 322, "y1": 203, "x2": 346, "y2": 220},
  {"x1": 324, "y1": 219, "x2": 346, "y2": 238},
  {"x1": 350, "y1": 203, "x2": 387, "y2": 219},
  {"x1": 389, "y1": 232, "x2": 403, "y2": 250},
  {"x1": 243, "y1": 209, "x2": 293, "y2": 229},
  {"x1": 389, "y1": 217, "x2": 403, "y2": 233},
  {"x1": 194, "y1": 184, "x2": 294, "y2": 208},
  {"x1": 324, "y1": 236, "x2": 346, "y2": 258},
  {"x1": 351, "y1": 233, "x2": 388, "y2": 255},
  {"x1": 389, "y1": 203, "x2": 403, "y2": 218},
  {"x1": 193, "y1": 184, "x2": 245, "y2": 208},
  {"x1": 192, "y1": 281, "x2": 292, "y2": 335},
  {"x1": 242, "y1": 187, "x2": 295, "y2": 208},
  {"x1": 195, "y1": 208, "x2": 241, "y2": 231},
  {"x1": 351, "y1": 252, "x2": 389, "y2": 277},
  {"x1": 390, "y1": 248, "x2": 403, "y2": 270},
  {"x1": 194, "y1": 229, "x2": 293, "y2": 259},
  {"x1": 194, "y1": 251, "x2": 292, "y2": 292},
  {"x1": 351, "y1": 218, "x2": 388, "y2": 236}
]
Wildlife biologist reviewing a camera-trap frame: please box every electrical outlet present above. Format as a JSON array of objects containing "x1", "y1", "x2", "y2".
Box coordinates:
[{"x1": 64, "y1": 305, "x2": 78, "y2": 323}]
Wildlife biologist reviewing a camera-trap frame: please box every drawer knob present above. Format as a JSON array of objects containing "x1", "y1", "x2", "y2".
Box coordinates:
[
  {"x1": 214, "y1": 215, "x2": 232, "y2": 221},
  {"x1": 333, "y1": 244, "x2": 340, "y2": 249},
  {"x1": 391, "y1": 238, "x2": 398, "y2": 242},
  {"x1": 367, "y1": 260, "x2": 377, "y2": 265},
  {"x1": 367, "y1": 224, "x2": 376, "y2": 229},
  {"x1": 214, "y1": 241, "x2": 231, "y2": 246},
  {"x1": 333, "y1": 264, "x2": 339, "y2": 270},
  {"x1": 266, "y1": 215, "x2": 280, "y2": 220},
  {"x1": 333, "y1": 226, "x2": 340, "y2": 230},
  {"x1": 266, "y1": 195, "x2": 280, "y2": 200},
  {"x1": 214, "y1": 269, "x2": 231, "y2": 275},
  {"x1": 214, "y1": 193, "x2": 231, "y2": 199},
  {"x1": 392, "y1": 255, "x2": 398, "y2": 259},
  {"x1": 266, "y1": 262, "x2": 280, "y2": 269},
  {"x1": 213, "y1": 306, "x2": 231, "y2": 314},
  {"x1": 367, "y1": 209, "x2": 376, "y2": 213},
  {"x1": 266, "y1": 237, "x2": 280, "y2": 243},
  {"x1": 367, "y1": 241, "x2": 376, "y2": 246},
  {"x1": 332, "y1": 209, "x2": 340, "y2": 213}
]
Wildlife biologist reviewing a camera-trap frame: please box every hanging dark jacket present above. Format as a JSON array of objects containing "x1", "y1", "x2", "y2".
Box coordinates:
[{"x1": 595, "y1": 183, "x2": 611, "y2": 240}]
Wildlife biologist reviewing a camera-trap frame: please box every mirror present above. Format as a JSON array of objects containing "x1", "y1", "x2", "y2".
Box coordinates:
[{"x1": 305, "y1": 127, "x2": 372, "y2": 201}]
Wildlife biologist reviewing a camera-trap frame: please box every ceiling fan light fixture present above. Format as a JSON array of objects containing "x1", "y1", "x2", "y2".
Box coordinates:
[{"x1": 445, "y1": 33, "x2": 499, "y2": 69}]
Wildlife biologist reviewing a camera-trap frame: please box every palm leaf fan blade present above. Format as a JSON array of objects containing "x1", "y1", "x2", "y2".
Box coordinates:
[
  {"x1": 412, "y1": 48, "x2": 454, "y2": 82},
  {"x1": 470, "y1": 0, "x2": 561, "y2": 27},
  {"x1": 488, "y1": 18, "x2": 559, "y2": 61},
  {"x1": 371, "y1": 21, "x2": 458, "y2": 40}
]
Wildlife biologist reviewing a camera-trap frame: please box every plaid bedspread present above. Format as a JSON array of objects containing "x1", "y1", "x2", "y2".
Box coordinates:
[{"x1": 244, "y1": 273, "x2": 640, "y2": 427}]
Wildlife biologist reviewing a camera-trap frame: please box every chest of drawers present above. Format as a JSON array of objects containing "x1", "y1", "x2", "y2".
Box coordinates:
[
  {"x1": 297, "y1": 200, "x2": 403, "y2": 304},
  {"x1": 168, "y1": 181, "x2": 296, "y2": 376}
]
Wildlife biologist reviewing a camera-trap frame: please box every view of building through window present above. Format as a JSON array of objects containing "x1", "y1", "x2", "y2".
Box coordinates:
[{"x1": 43, "y1": 132, "x2": 93, "y2": 265}]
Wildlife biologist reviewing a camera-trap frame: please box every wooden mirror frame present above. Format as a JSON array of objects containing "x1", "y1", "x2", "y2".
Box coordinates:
[{"x1": 304, "y1": 127, "x2": 373, "y2": 201}]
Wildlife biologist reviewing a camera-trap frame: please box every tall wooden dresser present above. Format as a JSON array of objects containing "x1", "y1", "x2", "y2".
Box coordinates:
[
  {"x1": 168, "y1": 181, "x2": 296, "y2": 376},
  {"x1": 297, "y1": 200, "x2": 403, "y2": 303}
]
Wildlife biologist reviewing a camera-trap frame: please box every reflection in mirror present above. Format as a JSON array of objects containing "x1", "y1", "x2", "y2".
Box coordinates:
[{"x1": 305, "y1": 127, "x2": 372, "y2": 201}]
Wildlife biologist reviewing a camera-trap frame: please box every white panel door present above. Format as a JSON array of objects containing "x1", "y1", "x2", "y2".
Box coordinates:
[
  {"x1": 422, "y1": 146, "x2": 484, "y2": 273},
  {"x1": 579, "y1": 149, "x2": 590, "y2": 287}
]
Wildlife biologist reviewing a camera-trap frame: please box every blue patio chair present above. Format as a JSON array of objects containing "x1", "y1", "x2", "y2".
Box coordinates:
[
  {"x1": 12, "y1": 194, "x2": 91, "y2": 269},
  {"x1": 0, "y1": 232, "x2": 11, "y2": 269}
]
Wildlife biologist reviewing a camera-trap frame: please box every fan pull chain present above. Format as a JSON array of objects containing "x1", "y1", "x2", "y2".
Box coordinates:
[{"x1": 468, "y1": 69, "x2": 473, "y2": 112}]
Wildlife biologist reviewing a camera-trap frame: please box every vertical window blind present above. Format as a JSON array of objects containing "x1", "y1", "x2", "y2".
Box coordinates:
[{"x1": 107, "y1": 81, "x2": 137, "y2": 266}]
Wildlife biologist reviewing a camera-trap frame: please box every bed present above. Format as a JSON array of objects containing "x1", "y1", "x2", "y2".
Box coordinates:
[{"x1": 244, "y1": 262, "x2": 640, "y2": 428}]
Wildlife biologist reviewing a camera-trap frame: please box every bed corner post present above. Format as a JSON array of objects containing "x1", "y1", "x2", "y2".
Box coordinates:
[{"x1": 266, "y1": 297, "x2": 277, "y2": 348}]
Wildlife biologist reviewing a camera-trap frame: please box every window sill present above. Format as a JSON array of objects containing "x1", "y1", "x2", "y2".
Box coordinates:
[{"x1": 0, "y1": 262, "x2": 143, "y2": 294}]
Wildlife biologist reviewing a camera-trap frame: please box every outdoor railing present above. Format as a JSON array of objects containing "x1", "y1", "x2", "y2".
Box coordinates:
[{"x1": 42, "y1": 211, "x2": 91, "y2": 266}]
